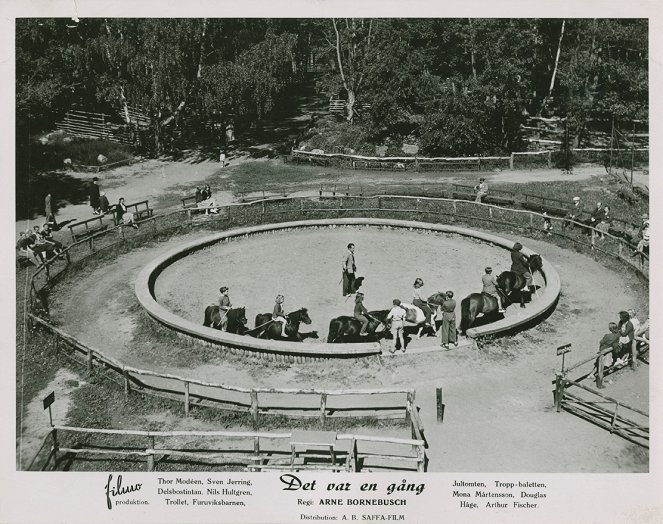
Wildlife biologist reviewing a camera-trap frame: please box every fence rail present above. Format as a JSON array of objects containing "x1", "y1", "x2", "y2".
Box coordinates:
[
  {"x1": 29, "y1": 314, "x2": 415, "y2": 427},
  {"x1": 33, "y1": 425, "x2": 426, "y2": 472},
  {"x1": 553, "y1": 374, "x2": 649, "y2": 448}
]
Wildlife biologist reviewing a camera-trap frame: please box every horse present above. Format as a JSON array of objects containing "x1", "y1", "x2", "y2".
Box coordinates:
[
  {"x1": 459, "y1": 292, "x2": 510, "y2": 336},
  {"x1": 400, "y1": 292, "x2": 448, "y2": 339},
  {"x1": 252, "y1": 308, "x2": 312, "y2": 341},
  {"x1": 327, "y1": 310, "x2": 390, "y2": 343},
  {"x1": 203, "y1": 306, "x2": 248, "y2": 335},
  {"x1": 459, "y1": 254, "x2": 545, "y2": 335},
  {"x1": 497, "y1": 253, "x2": 545, "y2": 308}
]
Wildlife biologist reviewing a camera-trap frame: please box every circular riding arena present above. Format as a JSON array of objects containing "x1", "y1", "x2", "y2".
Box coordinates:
[
  {"x1": 142, "y1": 219, "x2": 560, "y2": 356},
  {"x1": 46, "y1": 216, "x2": 648, "y2": 473}
]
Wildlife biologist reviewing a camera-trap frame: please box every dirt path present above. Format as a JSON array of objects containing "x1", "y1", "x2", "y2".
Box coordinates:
[
  {"x1": 49, "y1": 226, "x2": 648, "y2": 472},
  {"x1": 17, "y1": 369, "x2": 84, "y2": 470}
]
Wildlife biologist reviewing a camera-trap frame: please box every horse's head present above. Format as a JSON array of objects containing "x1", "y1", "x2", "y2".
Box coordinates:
[
  {"x1": 529, "y1": 254, "x2": 543, "y2": 271},
  {"x1": 427, "y1": 292, "x2": 447, "y2": 306},
  {"x1": 233, "y1": 307, "x2": 248, "y2": 326},
  {"x1": 293, "y1": 308, "x2": 312, "y2": 325}
]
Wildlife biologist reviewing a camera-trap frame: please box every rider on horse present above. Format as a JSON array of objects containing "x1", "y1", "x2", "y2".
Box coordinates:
[
  {"x1": 272, "y1": 294, "x2": 288, "y2": 337},
  {"x1": 412, "y1": 278, "x2": 433, "y2": 327},
  {"x1": 482, "y1": 267, "x2": 505, "y2": 313},
  {"x1": 354, "y1": 292, "x2": 371, "y2": 336},
  {"x1": 217, "y1": 286, "x2": 231, "y2": 330},
  {"x1": 510, "y1": 242, "x2": 534, "y2": 293}
]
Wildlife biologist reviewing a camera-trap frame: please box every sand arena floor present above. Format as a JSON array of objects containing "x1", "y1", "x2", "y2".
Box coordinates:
[
  {"x1": 49, "y1": 225, "x2": 649, "y2": 472},
  {"x1": 153, "y1": 226, "x2": 541, "y2": 341}
]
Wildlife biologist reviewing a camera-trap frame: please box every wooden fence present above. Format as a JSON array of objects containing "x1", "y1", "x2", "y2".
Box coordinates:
[
  {"x1": 31, "y1": 425, "x2": 426, "y2": 472},
  {"x1": 29, "y1": 314, "x2": 417, "y2": 428},
  {"x1": 553, "y1": 374, "x2": 648, "y2": 448},
  {"x1": 55, "y1": 110, "x2": 134, "y2": 144},
  {"x1": 289, "y1": 147, "x2": 648, "y2": 171}
]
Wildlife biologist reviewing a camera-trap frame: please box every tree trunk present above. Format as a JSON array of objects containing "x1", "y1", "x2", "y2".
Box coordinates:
[
  {"x1": 346, "y1": 89, "x2": 356, "y2": 123},
  {"x1": 539, "y1": 19, "x2": 565, "y2": 115},
  {"x1": 468, "y1": 19, "x2": 478, "y2": 81}
]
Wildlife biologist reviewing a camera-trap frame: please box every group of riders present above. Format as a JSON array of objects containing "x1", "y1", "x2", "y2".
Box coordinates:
[{"x1": 207, "y1": 240, "x2": 540, "y2": 344}]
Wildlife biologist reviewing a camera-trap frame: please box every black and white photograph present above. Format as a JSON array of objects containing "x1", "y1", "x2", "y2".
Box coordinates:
[{"x1": 5, "y1": 2, "x2": 662, "y2": 523}]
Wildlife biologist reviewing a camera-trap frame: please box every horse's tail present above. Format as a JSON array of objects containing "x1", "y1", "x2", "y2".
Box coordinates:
[
  {"x1": 327, "y1": 318, "x2": 340, "y2": 343},
  {"x1": 203, "y1": 305, "x2": 213, "y2": 327},
  {"x1": 460, "y1": 296, "x2": 472, "y2": 334}
]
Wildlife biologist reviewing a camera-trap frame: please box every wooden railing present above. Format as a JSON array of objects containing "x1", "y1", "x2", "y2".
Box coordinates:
[
  {"x1": 29, "y1": 314, "x2": 415, "y2": 428},
  {"x1": 33, "y1": 425, "x2": 426, "y2": 472},
  {"x1": 553, "y1": 374, "x2": 649, "y2": 448}
]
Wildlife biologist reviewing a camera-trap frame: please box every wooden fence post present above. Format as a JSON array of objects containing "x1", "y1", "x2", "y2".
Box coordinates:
[
  {"x1": 416, "y1": 445, "x2": 426, "y2": 472},
  {"x1": 618, "y1": 241, "x2": 624, "y2": 258},
  {"x1": 554, "y1": 374, "x2": 564, "y2": 412},
  {"x1": 436, "y1": 387, "x2": 444, "y2": 422},
  {"x1": 597, "y1": 352, "x2": 604, "y2": 389},
  {"x1": 489, "y1": 207, "x2": 493, "y2": 220},
  {"x1": 184, "y1": 382, "x2": 190, "y2": 416},
  {"x1": 529, "y1": 213, "x2": 534, "y2": 228},
  {"x1": 547, "y1": 151, "x2": 552, "y2": 169},
  {"x1": 452, "y1": 201, "x2": 457, "y2": 221},
  {"x1": 51, "y1": 428, "x2": 59, "y2": 468},
  {"x1": 146, "y1": 436, "x2": 155, "y2": 472},
  {"x1": 123, "y1": 370, "x2": 131, "y2": 399},
  {"x1": 187, "y1": 209, "x2": 192, "y2": 225},
  {"x1": 351, "y1": 438, "x2": 358, "y2": 472},
  {"x1": 250, "y1": 391, "x2": 259, "y2": 429},
  {"x1": 509, "y1": 153, "x2": 514, "y2": 170},
  {"x1": 319, "y1": 393, "x2": 327, "y2": 429},
  {"x1": 405, "y1": 391, "x2": 415, "y2": 424},
  {"x1": 87, "y1": 349, "x2": 93, "y2": 376},
  {"x1": 254, "y1": 436, "x2": 260, "y2": 457}
]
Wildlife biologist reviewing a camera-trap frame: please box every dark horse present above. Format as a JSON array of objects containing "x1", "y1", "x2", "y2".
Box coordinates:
[
  {"x1": 203, "y1": 306, "x2": 248, "y2": 335},
  {"x1": 252, "y1": 308, "x2": 312, "y2": 341},
  {"x1": 327, "y1": 309, "x2": 390, "y2": 343},
  {"x1": 459, "y1": 254, "x2": 545, "y2": 335}
]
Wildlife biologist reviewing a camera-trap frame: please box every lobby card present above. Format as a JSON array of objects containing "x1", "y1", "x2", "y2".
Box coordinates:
[{"x1": 2, "y1": 1, "x2": 661, "y2": 523}]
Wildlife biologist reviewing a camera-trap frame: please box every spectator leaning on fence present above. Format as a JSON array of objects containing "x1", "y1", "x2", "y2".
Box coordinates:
[
  {"x1": 474, "y1": 178, "x2": 488, "y2": 203},
  {"x1": 99, "y1": 192, "x2": 110, "y2": 215},
  {"x1": 589, "y1": 202, "x2": 603, "y2": 226},
  {"x1": 588, "y1": 322, "x2": 621, "y2": 379},
  {"x1": 616, "y1": 310, "x2": 635, "y2": 367},
  {"x1": 633, "y1": 215, "x2": 649, "y2": 256}
]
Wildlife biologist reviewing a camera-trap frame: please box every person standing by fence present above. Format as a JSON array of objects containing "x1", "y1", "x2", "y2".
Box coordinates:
[
  {"x1": 342, "y1": 243, "x2": 357, "y2": 296},
  {"x1": 440, "y1": 291, "x2": 457, "y2": 350},
  {"x1": 89, "y1": 177, "x2": 101, "y2": 215},
  {"x1": 44, "y1": 193, "x2": 58, "y2": 229}
]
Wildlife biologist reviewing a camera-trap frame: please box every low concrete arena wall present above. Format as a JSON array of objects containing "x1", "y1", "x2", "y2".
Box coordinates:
[{"x1": 135, "y1": 218, "x2": 562, "y2": 357}]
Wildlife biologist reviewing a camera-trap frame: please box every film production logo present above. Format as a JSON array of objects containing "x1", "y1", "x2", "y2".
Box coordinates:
[{"x1": 104, "y1": 474, "x2": 143, "y2": 510}]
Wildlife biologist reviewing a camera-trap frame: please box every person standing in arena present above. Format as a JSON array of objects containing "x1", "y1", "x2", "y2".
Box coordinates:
[
  {"x1": 387, "y1": 299, "x2": 407, "y2": 353},
  {"x1": 440, "y1": 291, "x2": 457, "y2": 349},
  {"x1": 342, "y1": 243, "x2": 357, "y2": 296}
]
